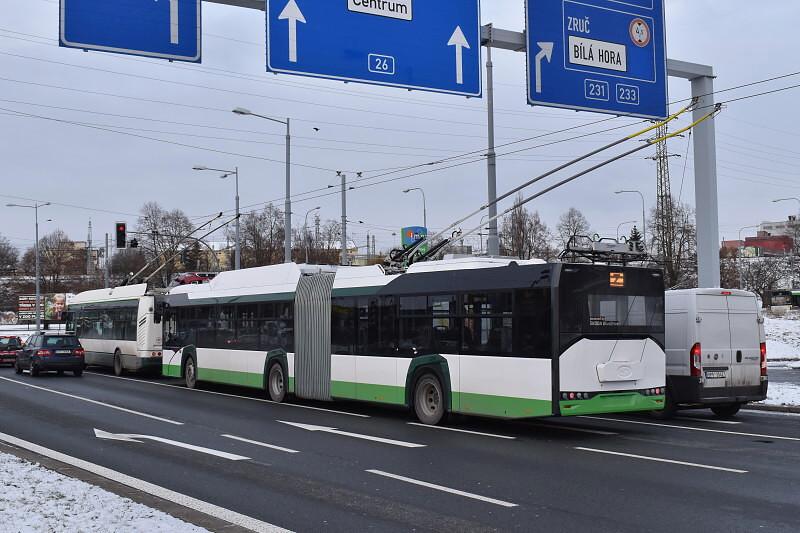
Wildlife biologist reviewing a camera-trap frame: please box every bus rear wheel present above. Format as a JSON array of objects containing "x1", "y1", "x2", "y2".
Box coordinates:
[
  {"x1": 113, "y1": 350, "x2": 124, "y2": 377},
  {"x1": 184, "y1": 356, "x2": 197, "y2": 390},
  {"x1": 413, "y1": 374, "x2": 446, "y2": 426},
  {"x1": 267, "y1": 362, "x2": 286, "y2": 403}
]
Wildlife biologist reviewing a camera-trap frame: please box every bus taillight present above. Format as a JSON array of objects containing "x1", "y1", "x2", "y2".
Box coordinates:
[{"x1": 690, "y1": 343, "x2": 702, "y2": 377}]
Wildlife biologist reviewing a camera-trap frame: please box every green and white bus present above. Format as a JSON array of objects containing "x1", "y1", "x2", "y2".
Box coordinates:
[
  {"x1": 67, "y1": 284, "x2": 165, "y2": 375},
  {"x1": 162, "y1": 258, "x2": 666, "y2": 424}
]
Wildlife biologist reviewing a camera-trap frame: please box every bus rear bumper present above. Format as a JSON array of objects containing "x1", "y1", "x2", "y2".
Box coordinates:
[
  {"x1": 559, "y1": 392, "x2": 665, "y2": 416},
  {"x1": 122, "y1": 354, "x2": 163, "y2": 372}
]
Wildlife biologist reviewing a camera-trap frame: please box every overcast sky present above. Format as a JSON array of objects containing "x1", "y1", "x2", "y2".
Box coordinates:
[{"x1": 0, "y1": 0, "x2": 797, "y2": 257}]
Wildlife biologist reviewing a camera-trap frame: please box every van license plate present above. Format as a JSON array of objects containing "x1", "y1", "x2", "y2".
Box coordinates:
[{"x1": 705, "y1": 371, "x2": 726, "y2": 379}]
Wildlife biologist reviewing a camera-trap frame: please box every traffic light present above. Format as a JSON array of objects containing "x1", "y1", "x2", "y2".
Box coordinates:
[{"x1": 115, "y1": 223, "x2": 127, "y2": 249}]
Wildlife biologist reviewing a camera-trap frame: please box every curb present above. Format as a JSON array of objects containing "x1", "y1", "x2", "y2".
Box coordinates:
[{"x1": 743, "y1": 404, "x2": 800, "y2": 414}]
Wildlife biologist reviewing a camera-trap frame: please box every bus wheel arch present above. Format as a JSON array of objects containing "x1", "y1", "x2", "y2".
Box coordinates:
[
  {"x1": 263, "y1": 350, "x2": 289, "y2": 403},
  {"x1": 405, "y1": 356, "x2": 452, "y2": 425}
]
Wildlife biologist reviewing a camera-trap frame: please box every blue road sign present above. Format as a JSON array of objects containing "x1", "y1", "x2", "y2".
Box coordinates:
[
  {"x1": 526, "y1": 0, "x2": 667, "y2": 119},
  {"x1": 266, "y1": 0, "x2": 481, "y2": 97},
  {"x1": 60, "y1": 0, "x2": 201, "y2": 62}
]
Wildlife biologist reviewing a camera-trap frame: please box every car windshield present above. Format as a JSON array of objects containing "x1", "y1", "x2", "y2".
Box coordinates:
[
  {"x1": 0, "y1": 338, "x2": 20, "y2": 348},
  {"x1": 42, "y1": 336, "x2": 80, "y2": 348}
]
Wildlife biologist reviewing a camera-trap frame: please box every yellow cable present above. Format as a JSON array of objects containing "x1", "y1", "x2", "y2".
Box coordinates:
[
  {"x1": 650, "y1": 104, "x2": 722, "y2": 144},
  {"x1": 625, "y1": 97, "x2": 699, "y2": 140}
]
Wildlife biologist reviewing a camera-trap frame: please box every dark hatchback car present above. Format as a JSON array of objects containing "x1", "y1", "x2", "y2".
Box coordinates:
[
  {"x1": 15, "y1": 334, "x2": 85, "y2": 377},
  {"x1": 0, "y1": 336, "x2": 22, "y2": 366}
]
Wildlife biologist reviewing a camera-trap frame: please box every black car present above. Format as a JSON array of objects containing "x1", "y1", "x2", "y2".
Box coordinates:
[
  {"x1": 15, "y1": 334, "x2": 85, "y2": 377},
  {"x1": 0, "y1": 336, "x2": 22, "y2": 366}
]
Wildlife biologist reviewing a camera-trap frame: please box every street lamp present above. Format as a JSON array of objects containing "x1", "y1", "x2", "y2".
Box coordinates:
[
  {"x1": 403, "y1": 188, "x2": 427, "y2": 230},
  {"x1": 304, "y1": 206, "x2": 321, "y2": 264},
  {"x1": 194, "y1": 166, "x2": 240, "y2": 270},
  {"x1": 616, "y1": 220, "x2": 638, "y2": 241},
  {"x1": 773, "y1": 197, "x2": 800, "y2": 208},
  {"x1": 738, "y1": 224, "x2": 760, "y2": 289},
  {"x1": 233, "y1": 107, "x2": 292, "y2": 263},
  {"x1": 615, "y1": 190, "x2": 646, "y2": 245},
  {"x1": 7, "y1": 201, "x2": 50, "y2": 332}
]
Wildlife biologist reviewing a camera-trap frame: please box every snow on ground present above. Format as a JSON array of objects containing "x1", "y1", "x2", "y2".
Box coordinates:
[
  {"x1": 761, "y1": 381, "x2": 800, "y2": 408},
  {"x1": 764, "y1": 315, "x2": 800, "y2": 361},
  {"x1": 0, "y1": 452, "x2": 208, "y2": 533}
]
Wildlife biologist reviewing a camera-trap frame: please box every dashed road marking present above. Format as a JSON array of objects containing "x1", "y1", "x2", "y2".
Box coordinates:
[
  {"x1": 575, "y1": 447, "x2": 748, "y2": 474},
  {"x1": 580, "y1": 416, "x2": 800, "y2": 442},
  {"x1": 222, "y1": 434, "x2": 300, "y2": 454},
  {"x1": 407, "y1": 423, "x2": 516, "y2": 440}
]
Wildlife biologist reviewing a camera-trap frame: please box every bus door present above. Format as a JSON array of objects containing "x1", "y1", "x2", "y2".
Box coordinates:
[{"x1": 294, "y1": 273, "x2": 335, "y2": 401}]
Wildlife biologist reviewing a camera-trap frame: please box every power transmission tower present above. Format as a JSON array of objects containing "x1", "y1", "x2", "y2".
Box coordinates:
[{"x1": 651, "y1": 124, "x2": 678, "y2": 285}]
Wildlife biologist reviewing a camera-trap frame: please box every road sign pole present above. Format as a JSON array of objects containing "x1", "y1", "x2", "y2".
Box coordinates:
[
  {"x1": 104, "y1": 233, "x2": 109, "y2": 289},
  {"x1": 691, "y1": 74, "x2": 721, "y2": 287},
  {"x1": 285, "y1": 119, "x2": 292, "y2": 264},
  {"x1": 340, "y1": 173, "x2": 348, "y2": 266},
  {"x1": 485, "y1": 28, "x2": 499, "y2": 257}
]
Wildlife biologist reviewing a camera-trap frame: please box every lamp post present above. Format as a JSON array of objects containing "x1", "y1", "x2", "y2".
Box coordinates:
[
  {"x1": 737, "y1": 224, "x2": 760, "y2": 289},
  {"x1": 233, "y1": 107, "x2": 292, "y2": 263},
  {"x1": 194, "y1": 166, "x2": 240, "y2": 270},
  {"x1": 615, "y1": 190, "x2": 647, "y2": 245},
  {"x1": 304, "y1": 206, "x2": 321, "y2": 264},
  {"x1": 616, "y1": 220, "x2": 638, "y2": 241},
  {"x1": 403, "y1": 187, "x2": 427, "y2": 230},
  {"x1": 773, "y1": 197, "x2": 800, "y2": 209},
  {"x1": 7, "y1": 202, "x2": 50, "y2": 332}
]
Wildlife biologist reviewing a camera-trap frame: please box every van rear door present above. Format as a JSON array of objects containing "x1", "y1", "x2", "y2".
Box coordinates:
[
  {"x1": 696, "y1": 294, "x2": 733, "y2": 390},
  {"x1": 727, "y1": 294, "x2": 761, "y2": 388}
]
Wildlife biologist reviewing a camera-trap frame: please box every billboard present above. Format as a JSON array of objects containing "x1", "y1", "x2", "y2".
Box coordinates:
[{"x1": 18, "y1": 293, "x2": 72, "y2": 321}]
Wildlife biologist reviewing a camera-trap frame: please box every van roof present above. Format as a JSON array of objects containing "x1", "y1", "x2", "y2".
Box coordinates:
[{"x1": 666, "y1": 288, "x2": 757, "y2": 298}]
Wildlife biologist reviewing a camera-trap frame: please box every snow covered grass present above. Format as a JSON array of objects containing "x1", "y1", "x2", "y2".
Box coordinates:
[
  {"x1": 761, "y1": 381, "x2": 800, "y2": 408},
  {"x1": 764, "y1": 315, "x2": 800, "y2": 361},
  {"x1": 0, "y1": 452, "x2": 208, "y2": 533}
]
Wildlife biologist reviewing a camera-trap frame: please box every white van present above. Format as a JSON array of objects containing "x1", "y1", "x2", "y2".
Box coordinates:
[{"x1": 663, "y1": 289, "x2": 767, "y2": 417}]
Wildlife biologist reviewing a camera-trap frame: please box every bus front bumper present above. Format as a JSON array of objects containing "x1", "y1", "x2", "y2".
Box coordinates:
[{"x1": 559, "y1": 392, "x2": 665, "y2": 416}]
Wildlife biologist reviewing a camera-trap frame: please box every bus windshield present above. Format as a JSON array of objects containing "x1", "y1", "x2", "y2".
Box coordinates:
[{"x1": 559, "y1": 265, "x2": 664, "y2": 350}]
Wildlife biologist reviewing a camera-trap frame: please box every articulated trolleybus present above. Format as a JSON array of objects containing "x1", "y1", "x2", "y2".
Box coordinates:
[
  {"x1": 163, "y1": 258, "x2": 665, "y2": 424},
  {"x1": 67, "y1": 284, "x2": 164, "y2": 375},
  {"x1": 162, "y1": 257, "x2": 666, "y2": 424}
]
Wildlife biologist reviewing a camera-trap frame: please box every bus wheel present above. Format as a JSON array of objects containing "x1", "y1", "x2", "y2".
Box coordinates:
[
  {"x1": 113, "y1": 350, "x2": 124, "y2": 377},
  {"x1": 267, "y1": 362, "x2": 286, "y2": 403},
  {"x1": 413, "y1": 374, "x2": 446, "y2": 426},
  {"x1": 184, "y1": 356, "x2": 197, "y2": 390},
  {"x1": 711, "y1": 403, "x2": 741, "y2": 418}
]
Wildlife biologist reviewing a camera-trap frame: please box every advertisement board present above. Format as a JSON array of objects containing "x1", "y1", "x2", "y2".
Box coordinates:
[{"x1": 18, "y1": 293, "x2": 72, "y2": 322}]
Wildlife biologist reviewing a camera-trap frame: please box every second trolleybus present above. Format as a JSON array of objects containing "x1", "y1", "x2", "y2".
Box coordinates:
[{"x1": 161, "y1": 257, "x2": 666, "y2": 424}]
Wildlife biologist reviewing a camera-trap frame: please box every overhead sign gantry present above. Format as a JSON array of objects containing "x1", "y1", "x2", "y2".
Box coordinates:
[
  {"x1": 526, "y1": 0, "x2": 667, "y2": 119},
  {"x1": 265, "y1": 0, "x2": 482, "y2": 97}
]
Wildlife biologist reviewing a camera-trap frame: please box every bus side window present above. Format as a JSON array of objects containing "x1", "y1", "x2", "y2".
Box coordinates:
[{"x1": 514, "y1": 289, "x2": 551, "y2": 358}]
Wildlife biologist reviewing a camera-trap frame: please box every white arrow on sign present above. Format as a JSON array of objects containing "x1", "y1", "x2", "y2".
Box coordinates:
[
  {"x1": 277, "y1": 421, "x2": 426, "y2": 448},
  {"x1": 447, "y1": 26, "x2": 470, "y2": 85},
  {"x1": 169, "y1": 0, "x2": 179, "y2": 45},
  {"x1": 279, "y1": 0, "x2": 306, "y2": 63},
  {"x1": 94, "y1": 429, "x2": 250, "y2": 461},
  {"x1": 534, "y1": 42, "x2": 554, "y2": 94}
]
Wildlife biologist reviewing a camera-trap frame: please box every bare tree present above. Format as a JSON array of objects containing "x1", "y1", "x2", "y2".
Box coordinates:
[
  {"x1": 135, "y1": 202, "x2": 194, "y2": 286},
  {"x1": 110, "y1": 249, "x2": 147, "y2": 281},
  {"x1": 20, "y1": 230, "x2": 85, "y2": 292},
  {"x1": 500, "y1": 195, "x2": 554, "y2": 260},
  {"x1": 740, "y1": 256, "x2": 792, "y2": 305},
  {"x1": 556, "y1": 207, "x2": 591, "y2": 251},
  {"x1": 649, "y1": 202, "x2": 697, "y2": 289},
  {"x1": 0, "y1": 235, "x2": 18, "y2": 274}
]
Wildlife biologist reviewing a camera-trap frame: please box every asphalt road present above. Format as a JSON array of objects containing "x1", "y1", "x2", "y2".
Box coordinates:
[{"x1": 0, "y1": 367, "x2": 799, "y2": 532}]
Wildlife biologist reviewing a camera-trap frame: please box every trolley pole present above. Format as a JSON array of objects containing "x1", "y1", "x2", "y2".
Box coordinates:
[{"x1": 485, "y1": 26, "x2": 500, "y2": 257}]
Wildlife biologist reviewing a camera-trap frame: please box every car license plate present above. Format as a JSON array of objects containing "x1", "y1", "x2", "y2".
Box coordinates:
[
  {"x1": 705, "y1": 371, "x2": 726, "y2": 379},
  {"x1": 56, "y1": 350, "x2": 72, "y2": 355}
]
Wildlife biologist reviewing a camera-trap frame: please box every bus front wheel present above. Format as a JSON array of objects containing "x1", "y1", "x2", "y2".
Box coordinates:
[
  {"x1": 413, "y1": 373, "x2": 446, "y2": 426},
  {"x1": 267, "y1": 362, "x2": 286, "y2": 403},
  {"x1": 184, "y1": 356, "x2": 197, "y2": 390},
  {"x1": 113, "y1": 350, "x2": 124, "y2": 377}
]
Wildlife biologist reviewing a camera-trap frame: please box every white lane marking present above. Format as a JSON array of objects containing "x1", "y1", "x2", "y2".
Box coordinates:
[
  {"x1": 94, "y1": 429, "x2": 250, "y2": 461},
  {"x1": 366, "y1": 469, "x2": 518, "y2": 508},
  {"x1": 407, "y1": 423, "x2": 516, "y2": 440},
  {"x1": 674, "y1": 416, "x2": 742, "y2": 425},
  {"x1": 222, "y1": 434, "x2": 300, "y2": 454},
  {"x1": 580, "y1": 416, "x2": 800, "y2": 442},
  {"x1": 575, "y1": 447, "x2": 748, "y2": 474},
  {"x1": 0, "y1": 432, "x2": 291, "y2": 533},
  {"x1": 532, "y1": 422, "x2": 619, "y2": 436},
  {"x1": 278, "y1": 421, "x2": 425, "y2": 448},
  {"x1": 0, "y1": 376, "x2": 183, "y2": 426},
  {"x1": 85, "y1": 372, "x2": 369, "y2": 418}
]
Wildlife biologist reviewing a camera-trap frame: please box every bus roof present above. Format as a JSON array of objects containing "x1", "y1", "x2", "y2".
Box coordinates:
[{"x1": 70, "y1": 283, "x2": 149, "y2": 306}]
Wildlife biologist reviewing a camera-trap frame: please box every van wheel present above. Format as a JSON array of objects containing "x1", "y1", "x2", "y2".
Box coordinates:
[
  {"x1": 267, "y1": 362, "x2": 286, "y2": 403},
  {"x1": 413, "y1": 374, "x2": 446, "y2": 426},
  {"x1": 184, "y1": 356, "x2": 197, "y2": 389},
  {"x1": 711, "y1": 403, "x2": 741, "y2": 418},
  {"x1": 113, "y1": 350, "x2": 124, "y2": 377}
]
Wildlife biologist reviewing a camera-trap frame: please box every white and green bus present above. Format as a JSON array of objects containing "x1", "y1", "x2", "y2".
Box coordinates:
[
  {"x1": 162, "y1": 258, "x2": 666, "y2": 424},
  {"x1": 66, "y1": 284, "x2": 165, "y2": 375}
]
